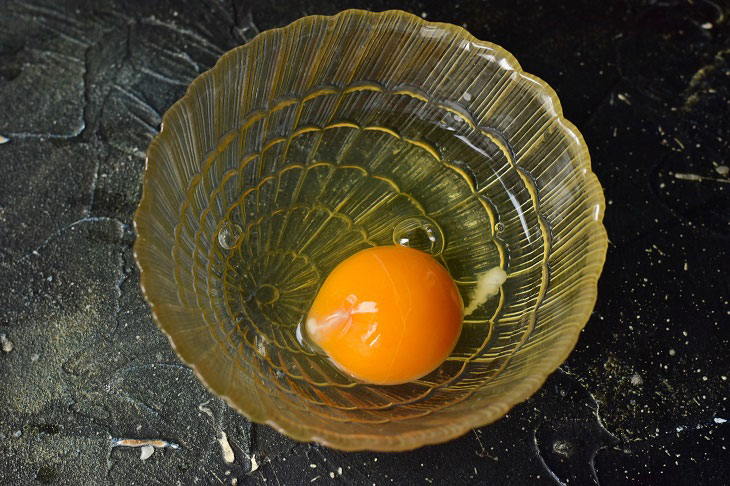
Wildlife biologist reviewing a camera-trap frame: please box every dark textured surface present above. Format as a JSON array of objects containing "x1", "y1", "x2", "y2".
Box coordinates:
[{"x1": 0, "y1": 0, "x2": 728, "y2": 484}]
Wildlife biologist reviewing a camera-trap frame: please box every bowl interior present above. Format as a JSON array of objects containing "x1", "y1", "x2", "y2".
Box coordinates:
[{"x1": 133, "y1": 9, "x2": 607, "y2": 451}]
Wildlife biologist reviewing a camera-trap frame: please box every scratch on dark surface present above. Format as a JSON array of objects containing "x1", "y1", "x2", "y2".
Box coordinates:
[
  {"x1": 533, "y1": 433, "x2": 567, "y2": 486},
  {"x1": 28, "y1": 46, "x2": 84, "y2": 64},
  {"x1": 265, "y1": 464, "x2": 283, "y2": 486},
  {"x1": 19, "y1": 216, "x2": 126, "y2": 262},
  {"x1": 2, "y1": 130, "x2": 86, "y2": 141},
  {"x1": 127, "y1": 111, "x2": 161, "y2": 136},
  {"x1": 140, "y1": 17, "x2": 224, "y2": 56},
  {"x1": 111, "y1": 84, "x2": 163, "y2": 127},
  {"x1": 172, "y1": 50, "x2": 201, "y2": 73},
  {"x1": 532, "y1": 368, "x2": 623, "y2": 485},
  {"x1": 473, "y1": 429, "x2": 498, "y2": 461},
  {"x1": 139, "y1": 66, "x2": 191, "y2": 86},
  {"x1": 30, "y1": 22, "x2": 87, "y2": 47},
  {"x1": 115, "y1": 393, "x2": 164, "y2": 420},
  {"x1": 558, "y1": 367, "x2": 619, "y2": 442},
  {"x1": 701, "y1": 0, "x2": 726, "y2": 23},
  {"x1": 209, "y1": 470, "x2": 226, "y2": 484},
  {"x1": 80, "y1": 24, "x2": 131, "y2": 139},
  {"x1": 12, "y1": 1, "x2": 87, "y2": 30},
  {"x1": 588, "y1": 444, "x2": 608, "y2": 484},
  {"x1": 230, "y1": 2, "x2": 260, "y2": 44},
  {"x1": 14, "y1": 3, "x2": 89, "y2": 47},
  {"x1": 87, "y1": 156, "x2": 101, "y2": 214},
  {"x1": 105, "y1": 248, "x2": 128, "y2": 340},
  {"x1": 115, "y1": 270, "x2": 130, "y2": 297}
]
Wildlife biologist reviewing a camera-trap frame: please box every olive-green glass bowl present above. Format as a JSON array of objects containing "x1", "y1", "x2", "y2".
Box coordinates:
[{"x1": 133, "y1": 9, "x2": 607, "y2": 451}]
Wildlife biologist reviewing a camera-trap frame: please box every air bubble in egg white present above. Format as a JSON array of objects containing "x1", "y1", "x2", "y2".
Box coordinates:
[{"x1": 218, "y1": 222, "x2": 243, "y2": 249}]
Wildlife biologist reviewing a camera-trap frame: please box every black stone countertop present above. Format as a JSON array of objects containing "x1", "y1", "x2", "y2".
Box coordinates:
[{"x1": 1, "y1": 1, "x2": 728, "y2": 484}]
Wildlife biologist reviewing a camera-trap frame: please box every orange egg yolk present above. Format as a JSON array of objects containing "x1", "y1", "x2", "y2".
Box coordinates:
[{"x1": 305, "y1": 246, "x2": 464, "y2": 385}]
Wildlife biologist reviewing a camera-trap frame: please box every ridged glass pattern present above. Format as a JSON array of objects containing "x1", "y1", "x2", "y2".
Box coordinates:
[{"x1": 133, "y1": 9, "x2": 607, "y2": 451}]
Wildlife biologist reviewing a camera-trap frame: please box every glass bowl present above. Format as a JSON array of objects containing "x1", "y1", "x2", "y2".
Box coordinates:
[{"x1": 133, "y1": 9, "x2": 607, "y2": 451}]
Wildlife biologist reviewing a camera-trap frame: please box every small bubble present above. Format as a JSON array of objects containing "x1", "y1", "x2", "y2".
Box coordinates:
[
  {"x1": 495, "y1": 222, "x2": 505, "y2": 234},
  {"x1": 218, "y1": 222, "x2": 242, "y2": 250},
  {"x1": 393, "y1": 217, "x2": 444, "y2": 256}
]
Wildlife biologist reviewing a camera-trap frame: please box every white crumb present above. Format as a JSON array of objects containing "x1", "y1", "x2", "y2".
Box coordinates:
[
  {"x1": 1, "y1": 333, "x2": 14, "y2": 353},
  {"x1": 140, "y1": 445, "x2": 154, "y2": 460},
  {"x1": 218, "y1": 431, "x2": 235, "y2": 463},
  {"x1": 198, "y1": 399, "x2": 214, "y2": 418}
]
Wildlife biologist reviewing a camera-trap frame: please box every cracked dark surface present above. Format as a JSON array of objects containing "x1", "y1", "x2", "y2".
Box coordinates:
[{"x1": 1, "y1": 0, "x2": 728, "y2": 484}]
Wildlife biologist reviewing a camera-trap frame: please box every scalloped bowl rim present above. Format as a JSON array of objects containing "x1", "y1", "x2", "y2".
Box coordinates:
[{"x1": 132, "y1": 8, "x2": 608, "y2": 451}]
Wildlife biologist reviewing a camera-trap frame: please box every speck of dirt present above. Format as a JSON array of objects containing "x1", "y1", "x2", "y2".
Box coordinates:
[
  {"x1": 1, "y1": 333, "x2": 14, "y2": 352},
  {"x1": 552, "y1": 440, "x2": 574, "y2": 458}
]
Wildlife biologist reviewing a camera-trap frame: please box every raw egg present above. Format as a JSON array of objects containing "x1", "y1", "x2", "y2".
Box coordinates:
[{"x1": 305, "y1": 245, "x2": 464, "y2": 385}]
